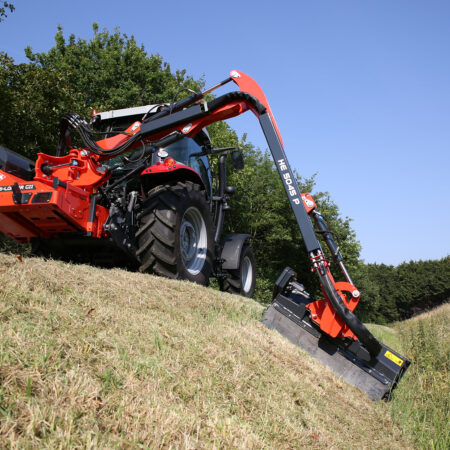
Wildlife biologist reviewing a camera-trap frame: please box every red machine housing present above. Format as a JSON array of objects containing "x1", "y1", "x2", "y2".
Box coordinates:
[
  {"x1": 0, "y1": 151, "x2": 203, "y2": 242},
  {"x1": 0, "y1": 166, "x2": 107, "y2": 241}
]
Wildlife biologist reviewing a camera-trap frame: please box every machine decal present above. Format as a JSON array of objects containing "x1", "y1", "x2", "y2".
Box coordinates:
[
  {"x1": 0, "y1": 184, "x2": 35, "y2": 192},
  {"x1": 384, "y1": 350, "x2": 404, "y2": 366},
  {"x1": 277, "y1": 159, "x2": 300, "y2": 204}
]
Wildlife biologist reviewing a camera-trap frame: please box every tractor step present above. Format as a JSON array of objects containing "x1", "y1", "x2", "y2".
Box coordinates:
[{"x1": 262, "y1": 281, "x2": 410, "y2": 401}]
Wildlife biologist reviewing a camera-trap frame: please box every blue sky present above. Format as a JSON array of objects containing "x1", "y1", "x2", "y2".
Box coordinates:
[{"x1": 1, "y1": 1, "x2": 449, "y2": 265}]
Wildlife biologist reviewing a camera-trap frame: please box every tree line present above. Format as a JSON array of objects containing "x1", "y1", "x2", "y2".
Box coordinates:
[
  {"x1": 353, "y1": 257, "x2": 450, "y2": 323},
  {"x1": 1, "y1": 26, "x2": 448, "y2": 322}
]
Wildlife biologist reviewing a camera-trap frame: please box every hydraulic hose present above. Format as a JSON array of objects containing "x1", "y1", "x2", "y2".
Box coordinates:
[
  {"x1": 58, "y1": 91, "x2": 266, "y2": 159},
  {"x1": 313, "y1": 212, "x2": 343, "y2": 263},
  {"x1": 317, "y1": 264, "x2": 382, "y2": 356},
  {"x1": 58, "y1": 114, "x2": 142, "y2": 158}
]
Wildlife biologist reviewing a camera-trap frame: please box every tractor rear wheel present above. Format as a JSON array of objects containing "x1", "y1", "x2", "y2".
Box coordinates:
[
  {"x1": 136, "y1": 181, "x2": 214, "y2": 285},
  {"x1": 219, "y1": 244, "x2": 256, "y2": 297}
]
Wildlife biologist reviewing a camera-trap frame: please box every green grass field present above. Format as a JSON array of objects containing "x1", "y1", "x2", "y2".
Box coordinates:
[
  {"x1": 368, "y1": 303, "x2": 449, "y2": 449},
  {"x1": 0, "y1": 253, "x2": 446, "y2": 448}
]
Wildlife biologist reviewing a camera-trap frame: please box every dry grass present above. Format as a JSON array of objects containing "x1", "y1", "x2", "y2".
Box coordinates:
[{"x1": 0, "y1": 253, "x2": 410, "y2": 448}]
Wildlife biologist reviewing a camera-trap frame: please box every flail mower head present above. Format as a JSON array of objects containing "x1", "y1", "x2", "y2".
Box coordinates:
[{"x1": 262, "y1": 268, "x2": 410, "y2": 400}]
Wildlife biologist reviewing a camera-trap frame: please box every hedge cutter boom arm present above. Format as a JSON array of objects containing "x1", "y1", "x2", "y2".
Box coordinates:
[
  {"x1": 120, "y1": 70, "x2": 383, "y2": 353},
  {"x1": 39, "y1": 70, "x2": 411, "y2": 400}
]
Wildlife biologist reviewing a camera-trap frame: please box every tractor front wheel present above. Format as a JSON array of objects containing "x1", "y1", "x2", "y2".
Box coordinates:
[
  {"x1": 136, "y1": 181, "x2": 214, "y2": 286},
  {"x1": 219, "y1": 244, "x2": 256, "y2": 298}
]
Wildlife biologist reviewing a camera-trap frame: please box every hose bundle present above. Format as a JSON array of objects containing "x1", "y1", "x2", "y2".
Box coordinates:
[{"x1": 57, "y1": 113, "x2": 143, "y2": 158}]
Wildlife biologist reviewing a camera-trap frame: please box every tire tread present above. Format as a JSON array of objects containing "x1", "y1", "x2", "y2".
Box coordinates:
[{"x1": 137, "y1": 181, "x2": 213, "y2": 285}]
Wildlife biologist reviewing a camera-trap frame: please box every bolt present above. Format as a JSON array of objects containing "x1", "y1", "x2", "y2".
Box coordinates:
[
  {"x1": 182, "y1": 123, "x2": 192, "y2": 134},
  {"x1": 352, "y1": 290, "x2": 360, "y2": 298}
]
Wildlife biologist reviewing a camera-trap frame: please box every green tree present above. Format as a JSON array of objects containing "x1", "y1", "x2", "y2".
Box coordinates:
[
  {"x1": 0, "y1": 1, "x2": 14, "y2": 22},
  {"x1": 353, "y1": 263, "x2": 399, "y2": 323},
  {"x1": 354, "y1": 257, "x2": 450, "y2": 322},
  {"x1": 1, "y1": 24, "x2": 202, "y2": 158},
  {"x1": 0, "y1": 52, "x2": 73, "y2": 157}
]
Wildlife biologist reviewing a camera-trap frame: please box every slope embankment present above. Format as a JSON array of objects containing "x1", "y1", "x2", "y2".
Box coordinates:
[
  {"x1": 0, "y1": 253, "x2": 411, "y2": 448},
  {"x1": 368, "y1": 303, "x2": 449, "y2": 449}
]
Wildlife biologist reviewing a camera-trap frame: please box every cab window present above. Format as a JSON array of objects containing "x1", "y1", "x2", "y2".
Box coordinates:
[{"x1": 165, "y1": 138, "x2": 212, "y2": 196}]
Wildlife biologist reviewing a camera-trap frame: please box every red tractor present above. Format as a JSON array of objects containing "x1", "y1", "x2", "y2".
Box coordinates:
[
  {"x1": 0, "y1": 70, "x2": 409, "y2": 400},
  {"x1": 0, "y1": 101, "x2": 256, "y2": 297}
]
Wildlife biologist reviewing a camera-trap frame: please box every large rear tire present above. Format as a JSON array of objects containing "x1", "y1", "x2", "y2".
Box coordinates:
[
  {"x1": 136, "y1": 181, "x2": 214, "y2": 285},
  {"x1": 219, "y1": 244, "x2": 256, "y2": 298}
]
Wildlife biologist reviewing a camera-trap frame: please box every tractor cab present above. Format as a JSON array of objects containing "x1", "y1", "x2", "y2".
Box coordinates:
[{"x1": 92, "y1": 105, "x2": 212, "y2": 196}]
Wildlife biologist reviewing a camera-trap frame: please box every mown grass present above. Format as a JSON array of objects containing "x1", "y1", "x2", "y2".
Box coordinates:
[
  {"x1": 0, "y1": 253, "x2": 410, "y2": 448},
  {"x1": 368, "y1": 304, "x2": 449, "y2": 449}
]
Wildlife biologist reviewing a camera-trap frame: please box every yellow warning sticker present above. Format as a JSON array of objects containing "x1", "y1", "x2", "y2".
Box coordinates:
[{"x1": 384, "y1": 350, "x2": 403, "y2": 366}]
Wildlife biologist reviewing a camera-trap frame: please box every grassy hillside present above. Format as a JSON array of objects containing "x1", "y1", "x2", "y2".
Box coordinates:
[
  {"x1": 368, "y1": 304, "x2": 449, "y2": 449},
  {"x1": 0, "y1": 253, "x2": 411, "y2": 448}
]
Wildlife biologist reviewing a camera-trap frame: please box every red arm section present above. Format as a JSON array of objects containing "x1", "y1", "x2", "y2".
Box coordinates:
[{"x1": 228, "y1": 70, "x2": 284, "y2": 147}]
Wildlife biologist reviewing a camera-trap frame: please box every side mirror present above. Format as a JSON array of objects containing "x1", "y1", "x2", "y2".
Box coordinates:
[{"x1": 231, "y1": 150, "x2": 244, "y2": 171}]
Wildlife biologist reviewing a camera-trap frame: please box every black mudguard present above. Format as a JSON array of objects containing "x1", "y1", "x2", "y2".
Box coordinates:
[{"x1": 220, "y1": 233, "x2": 251, "y2": 270}]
